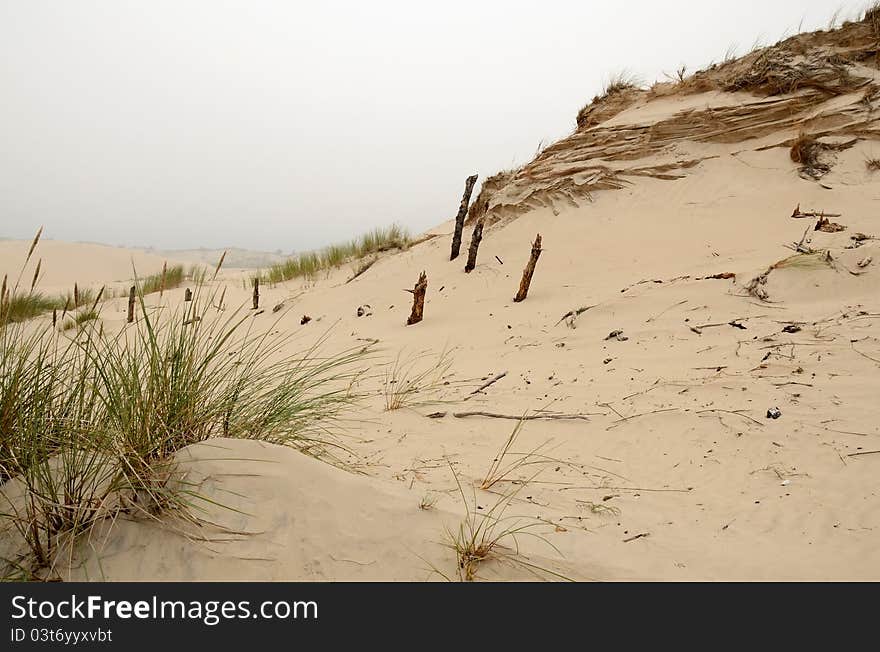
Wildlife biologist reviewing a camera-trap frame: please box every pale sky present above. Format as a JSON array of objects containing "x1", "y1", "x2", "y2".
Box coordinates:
[{"x1": 0, "y1": 0, "x2": 867, "y2": 252}]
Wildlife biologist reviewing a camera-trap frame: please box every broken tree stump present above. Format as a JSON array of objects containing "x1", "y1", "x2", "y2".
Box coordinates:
[
  {"x1": 450, "y1": 174, "x2": 478, "y2": 260},
  {"x1": 513, "y1": 234, "x2": 542, "y2": 303},
  {"x1": 252, "y1": 277, "x2": 260, "y2": 309},
  {"x1": 127, "y1": 286, "x2": 136, "y2": 323},
  {"x1": 406, "y1": 271, "x2": 428, "y2": 325},
  {"x1": 464, "y1": 219, "x2": 484, "y2": 273}
]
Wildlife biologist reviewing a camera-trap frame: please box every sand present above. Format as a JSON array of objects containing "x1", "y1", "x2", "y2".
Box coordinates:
[{"x1": 3, "y1": 21, "x2": 880, "y2": 581}]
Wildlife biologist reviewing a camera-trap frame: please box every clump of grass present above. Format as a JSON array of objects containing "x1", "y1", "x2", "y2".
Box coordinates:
[
  {"x1": 576, "y1": 71, "x2": 642, "y2": 129},
  {"x1": 263, "y1": 224, "x2": 410, "y2": 284},
  {"x1": 577, "y1": 500, "x2": 621, "y2": 518},
  {"x1": 61, "y1": 310, "x2": 99, "y2": 331},
  {"x1": 440, "y1": 465, "x2": 567, "y2": 582},
  {"x1": 790, "y1": 132, "x2": 824, "y2": 167},
  {"x1": 0, "y1": 292, "x2": 61, "y2": 325},
  {"x1": 419, "y1": 492, "x2": 439, "y2": 511},
  {"x1": 866, "y1": 157, "x2": 880, "y2": 171},
  {"x1": 382, "y1": 348, "x2": 454, "y2": 411},
  {"x1": 1, "y1": 235, "x2": 368, "y2": 579},
  {"x1": 139, "y1": 264, "x2": 185, "y2": 296}
]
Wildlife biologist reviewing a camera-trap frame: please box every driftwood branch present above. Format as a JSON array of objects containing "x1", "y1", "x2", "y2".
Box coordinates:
[
  {"x1": 451, "y1": 411, "x2": 592, "y2": 421},
  {"x1": 450, "y1": 174, "x2": 478, "y2": 260},
  {"x1": 464, "y1": 371, "x2": 507, "y2": 399},
  {"x1": 464, "y1": 219, "x2": 484, "y2": 273},
  {"x1": 791, "y1": 204, "x2": 841, "y2": 218},
  {"x1": 406, "y1": 271, "x2": 427, "y2": 325},
  {"x1": 513, "y1": 234, "x2": 542, "y2": 303}
]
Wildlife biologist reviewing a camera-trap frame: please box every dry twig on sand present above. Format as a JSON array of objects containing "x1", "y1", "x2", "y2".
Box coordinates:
[
  {"x1": 451, "y1": 411, "x2": 593, "y2": 422},
  {"x1": 464, "y1": 371, "x2": 507, "y2": 400}
]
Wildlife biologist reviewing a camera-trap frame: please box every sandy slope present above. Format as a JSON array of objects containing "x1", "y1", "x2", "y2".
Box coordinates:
[
  {"x1": 43, "y1": 136, "x2": 880, "y2": 581},
  {"x1": 5, "y1": 20, "x2": 880, "y2": 581},
  {"x1": 0, "y1": 239, "x2": 171, "y2": 294}
]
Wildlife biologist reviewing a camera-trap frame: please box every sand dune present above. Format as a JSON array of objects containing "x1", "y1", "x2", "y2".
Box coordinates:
[{"x1": 3, "y1": 16, "x2": 880, "y2": 581}]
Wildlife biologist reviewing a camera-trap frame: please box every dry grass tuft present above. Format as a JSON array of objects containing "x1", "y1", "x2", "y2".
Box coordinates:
[
  {"x1": 382, "y1": 348, "x2": 454, "y2": 411},
  {"x1": 576, "y1": 72, "x2": 642, "y2": 129},
  {"x1": 441, "y1": 465, "x2": 568, "y2": 582},
  {"x1": 479, "y1": 418, "x2": 551, "y2": 490}
]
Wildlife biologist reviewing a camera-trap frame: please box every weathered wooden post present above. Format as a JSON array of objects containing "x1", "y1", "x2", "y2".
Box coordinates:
[
  {"x1": 52, "y1": 308, "x2": 57, "y2": 328},
  {"x1": 407, "y1": 271, "x2": 428, "y2": 325},
  {"x1": 127, "y1": 286, "x2": 136, "y2": 323},
  {"x1": 513, "y1": 234, "x2": 542, "y2": 303},
  {"x1": 252, "y1": 277, "x2": 260, "y2": 310},
  {"x1": 158, "y1": 262, "x2": 168, "y2": 298},
  {"x1": 184, "y1": 288, "x2": 193, "y2": 302},
  {"x1": 464, "y1": 220, "x2": 484, "y2": 273},
  {"x1": 450, "y1": 174, "x2": 478, "y2": 260}
]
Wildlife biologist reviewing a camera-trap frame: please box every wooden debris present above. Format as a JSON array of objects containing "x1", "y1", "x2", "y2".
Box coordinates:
[
  {"x1": 464, "y1": 219, "x2": 484, "y2": 273},
  {"x1": 450, "y1": 174, "x2": 478, "y2": 260},
  {"x1": 273, "y1": 302, "x2": 284, "y2": 313},
  {"x1": 699, "y1": 272, "x2": 736, "y2": 280},
  {"x1": 847, "y1": 450, "x2": 880, "y2": 458},
  {"x1": 494, "y1": 255, "x2": 504, "y2": 265},
  {"x1": 815, "y1": 216, "x2": 846, "y2": 232},
  {"x1": 406, "y1": 271, "x2": 427, "y2": 325},
  {"x1": 692, "y1": 319, "x2": 748, "y2": 334},
  {"x1": 513, "y1": 234, "x2": 542, "y2": 303},
  {"x1": 465, "y1": 371, "x2": 507, "y2": 399},
  {"x1": 556, "y1": 305, "x2": 596, "y2": 327},
  {"x1": 300, "y1": 315, "x2": 311, "y2": 325},
  {"x1": 857, "y1": 256, "x2": 872, "y2": 268},
  {"x1": 623, "y1": 533, "x2": 650, "y2": 543},
  {"x1": 127, "y1": 286, "x2": 136, "y2": 323},
  {"x1": 451, "y1": 411, "x2": 592, "y2": 421},
  {"x1": 791, "y1": 204, "x2": 841, "y2": 219}
]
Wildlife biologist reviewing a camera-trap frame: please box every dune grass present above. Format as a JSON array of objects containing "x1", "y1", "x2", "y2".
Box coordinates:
[
  {"x1": 263, "y1": 224, "x2": 410, "y2": 284},
  {"x1": 61, "y1": 310, "x2": 99, "y2": 331},
  {"x1": 0, "y1": 292, "x2": 61, "y2": 325},
  {"x1": 139, "y1": 264, "x2": 186, "y2": 296},
  {"x1": 439, "y1": 464, "x2": 568, "y2": 582},
  {"x1": 1, "y1": 233, "x2": 369, "y2": 580},
  {"x1": 382, "y1": 348, "x2": 454, "y2": 411}
]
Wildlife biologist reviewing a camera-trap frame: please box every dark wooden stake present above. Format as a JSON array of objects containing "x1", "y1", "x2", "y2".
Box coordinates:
[
  {"x1": 464, "y1": 219, "x2": 484, "y2": 273},
  {"x1": 252, "y1": 277, "x2": 260, "y2": 310},
  {"x1": 406, "y1": 271, "x2": 428, "y2": 325},
  {"x1": 513, "y1": 234, "x2": 542, "y2": 303},
  {"x1": 184, "y1": 288, "x2": 193, "y2": 302},
  {"x1": 52, "y1": 308, "x2": 57, "y2": 328},
  {"x1": 127, "y1": 286, "x2": 136, "y2": 323},
  {"x1": 450, "y1": 174, "x2": 478, "y2": 260}
]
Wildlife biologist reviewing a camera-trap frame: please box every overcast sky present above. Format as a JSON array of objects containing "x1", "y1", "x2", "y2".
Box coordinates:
[{"x1": 0, "y1": 0, "x2": 865, "y2": 252}]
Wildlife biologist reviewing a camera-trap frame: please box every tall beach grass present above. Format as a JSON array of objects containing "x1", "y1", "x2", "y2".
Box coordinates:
[
  {"x1": 1, "y1": 231, "x2": 369, "y2": 579},
  {"x1": 262, "y1": 224, "x2": 410, "y2": 284}
]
